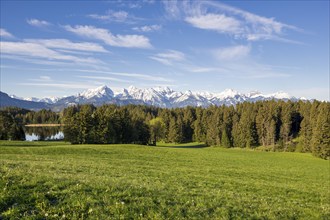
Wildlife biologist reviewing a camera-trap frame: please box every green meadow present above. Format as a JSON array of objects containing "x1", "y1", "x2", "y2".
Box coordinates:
[{"x1": 0, "y1": 141, "x2": 329, "y2": 219}]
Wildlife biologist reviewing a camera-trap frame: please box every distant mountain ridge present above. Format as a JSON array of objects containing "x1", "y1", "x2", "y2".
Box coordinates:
[
  {"x1": 1, "y1": 85, "x2": 305, "y2": 111},
  {"x1": 0, "y1": 91, "x2": 50, "y2": 110}
]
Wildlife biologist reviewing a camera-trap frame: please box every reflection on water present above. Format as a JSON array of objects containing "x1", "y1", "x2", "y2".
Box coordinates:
[{"x1": 25, "y1": 126, "x2": 64, "y2": 141}]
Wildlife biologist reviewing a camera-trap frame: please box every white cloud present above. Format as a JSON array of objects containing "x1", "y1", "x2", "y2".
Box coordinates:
[
  {"x1": 76, "y1": 69, "x2": 172, "y2": 82},
  {"x1": 88, "y1": 10, "x2": 143, "y2": 24},
  {"x1": 185, "y1": 14, "x2": 242, "y2": 34},
  {"x1": 214, "y1": 45, "x2": 251, "y2": 60},
  {"x1": 89, "y1": 10, "x2": 128, "y2": 22},
  {"x1": 219, "y1": 61, "x2": 292, "y2": 79},
  {"x1": 169, "y1": 1, "x2": 301, "y2": 43},
  {"x1": 24, "y1": 39, "x2": 108, "y2": 53},
  {"x1": 0, "y1": 41, "x2": 100, "y2": 64},
  {"x1": 77, "y1": 75, "x2": 130, "y2": 83},
  {"x1": 163, "y1": 0, "x2": 181, "y2": 19},
  {"x1": 27, "y1": 19, "x2": 51, "y2": 27},
  {"x1": 39, "y1": 76, "x2": 52, "y2": 81},
  {"x1": 64, "y1": 25, "x2": 152, "y2": 48},
  {"x1": 28, "y1": 75, "x2": 53, "y2": 82},
  {"x1": 110, "y1": 72, "x2": 172, "y2": 82},
  {"x1": 132, "y1": 25, "x2": 162, "y2": 32},
  {"x1": 150, "y1": 50, "x2": 185, "y2": 65},
  {"x1": 188, "y1": 67, "x2": 227, "y2": 73},
  {"x1": 149, "y1": 57, "x2": 172, "y2": 66},
  {"x1": 110, "y1": 11, "x2": 128, "y2": 22},
  {"x1": 0, "y1": 28, "x2": 13, "y2": 38},
  {"x1": 18, "y1": 82, "x2": 95, "y2": 89}
]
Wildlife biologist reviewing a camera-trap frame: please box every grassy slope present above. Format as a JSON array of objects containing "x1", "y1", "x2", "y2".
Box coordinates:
[{"x1": 0, "y1": 141, "x2": 329, "y2": 219}]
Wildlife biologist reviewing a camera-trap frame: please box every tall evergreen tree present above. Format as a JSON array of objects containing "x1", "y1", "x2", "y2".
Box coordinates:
[
  {"x1": 221, "y1": 129, "x2": 231, "y2": 148},
  {"x1": 311, "y1": 102, "x2": 330, "y2": 159},
  {"x1": 149, "y1": 117, "x2": 165, "y2": 145}
]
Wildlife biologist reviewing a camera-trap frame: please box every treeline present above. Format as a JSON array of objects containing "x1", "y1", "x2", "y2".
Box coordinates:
[
  {"x1": 0, "y1": 107, "x2": 60, "y2": 140},
  {"x1": 0, "y1": 108, "x2": 26, "y2": 140},
  {"x1": 62, "y1": 105, "x2": 151, "y2": 145},
  {"x1": 0, "y1": 101, "x2": 329, "y2": 159},
  {"x1": 0, "y1": 107, "x2": 59, "y2": 124},
  {"x1": 61, "y1": 100, "x2": 329, "y2": 159}
]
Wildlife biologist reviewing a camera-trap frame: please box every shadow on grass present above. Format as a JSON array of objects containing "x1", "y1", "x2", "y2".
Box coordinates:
[
  {"x1": 157, "y1": 143, "x2": 208, "y2": 149},
  {"x1": 0, "y1": 141, "x2": 67, "y2": 147}
]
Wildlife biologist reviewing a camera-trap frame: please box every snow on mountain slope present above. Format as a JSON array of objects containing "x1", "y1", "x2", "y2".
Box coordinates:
[
  {"x1": 19, "y1": 85, "x2": 303, "y2": 109},
  {"x1": 265, "y1": 91, "x2": 292, "y2": 99},
  {"x1": 215, "y1": 89, "x2": 240, "y2": 99},
  {"x1": 10, "y1": 95, "x2": 59, "y2": 104},
  {"x1": 79, "y1": 85, "x2": 114, "y2": 99}
]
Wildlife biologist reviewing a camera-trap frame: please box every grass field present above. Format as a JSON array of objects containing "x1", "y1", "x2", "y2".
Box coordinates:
[{"x1": 0, "y1": 141, "x2": 329, "y2": 219}]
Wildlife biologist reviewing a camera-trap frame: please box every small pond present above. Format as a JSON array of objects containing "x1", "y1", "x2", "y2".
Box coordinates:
[{"x1": 25, "y1": 126, "x2": 64, "y2": 141}]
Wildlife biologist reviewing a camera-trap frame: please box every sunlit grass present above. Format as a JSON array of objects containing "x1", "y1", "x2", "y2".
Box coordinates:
[{"x1": 0, "y1": 141, "x2": 329, "y2": 219}]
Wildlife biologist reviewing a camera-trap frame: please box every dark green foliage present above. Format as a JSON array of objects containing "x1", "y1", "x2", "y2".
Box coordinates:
[
  {"x1": 62, "y1": 105, "x2": 152, "y2": 145},
  {"x1": 2, "y1": 101, "x2": 329, "y2": 159},
  {"x1": 311, "y1": 102, "x2": 330, "y2": 159},
  {"x1": 24, "y1": 109, "x2": 59, "y2": 124},
  {"x1": 0, "y1": 111, "x2": 25, "y2": 141},
  {"x1": 192, "y1": 107, "x2": 207, "y2": 142},
  {"x1": 149, "y1": 117, "x2": 165, "y2": 145},
  {"x1": 233, "y1": 103, "x2": 258, "y2": 148},
  {"x1": 221, "y1": 129, "x2": 231, "y2": 148},
  {"x1": 168, "y1": 117, "x2": 181, "y2": 143}
]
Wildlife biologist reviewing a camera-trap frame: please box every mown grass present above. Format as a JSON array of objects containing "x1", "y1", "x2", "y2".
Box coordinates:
[{"x1": 0, "y1": 141, "x2": 329, "y2": 219}]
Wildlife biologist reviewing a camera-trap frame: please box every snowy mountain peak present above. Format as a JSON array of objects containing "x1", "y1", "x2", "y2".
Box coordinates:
[
  {"x1": 10, "y1": 94, "x2": 59, "y2": 104},
  {"x1": 267, "y1": 91, "x2": 291, "y2": 99},
  {"x1": 248, "y1": 90, "x2": 262, "y2": 98},
  {"x1": 153, "y1": 86, "x2": 173, "y2": 94},
  {"x1": 80, "y1": 85, "x2": 114, "y2": 99},
  {"x1": 217, "y1": 89, "x2": 239, "y2": 99},
  {"x1": 128, "y1": 85, "x2": 138, "y2": 90},
  {"x1": 184, "y1": 90, "x2": 193, "y2": 95},
  {"x1": 14, "y1": 85, "x2": 304, "y2": 110}
]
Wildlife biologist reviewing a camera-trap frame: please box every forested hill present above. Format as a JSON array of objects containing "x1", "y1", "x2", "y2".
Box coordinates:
[
  {"x1": 1, "y1": 100, "x2": 329, "y2": 159},
  {"x1": 23, "y1": 100, "x2": 330, "y2": 158}
]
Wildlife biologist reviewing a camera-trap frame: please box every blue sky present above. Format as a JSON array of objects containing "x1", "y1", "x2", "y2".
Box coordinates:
[{"x1": 0, "y1": 0, "x2": 329, "y2": 100}]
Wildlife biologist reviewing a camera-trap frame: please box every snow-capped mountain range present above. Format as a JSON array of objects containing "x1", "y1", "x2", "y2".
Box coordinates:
[{"x1": 4, "y1": 85, "x2": 304, "y2": 111}]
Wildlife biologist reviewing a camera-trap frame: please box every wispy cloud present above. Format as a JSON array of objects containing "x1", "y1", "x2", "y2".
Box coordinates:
[
  {"x1": 0, "y1": 41, "x2": 101, "y2": 64},
  {"x1": 29, "y1": 75, "x2": 53, "y2": 82},
  {"x1": 132, "y1": 25, "x2": 162, "y2": 32},
  {"x1": 164, "y1": 1, "x2": 302, "y2": 43},
  {"x1": 27, "y1": 18, "x2": 51, "y2": 27},
  {"x1": 110, "y1": 0, "x2": 155, "y2": 9},
  {"x1": 150, "y1": 50, "x2": 185, "y2": 65},
  {"x1": 213, "y1": 45, "x2": 251, "y2": 61},
  {"x1": 89, "y1": 10, "x2": 128, "y2": 22},
  {"x1": 24, "y1": 39, "x2": 108, "y2": 53},
  {"x1": 77, "y1": 75, "x2": 130, "y2": 83},
  {"x1": 18, "y1": 82, "x2": 94, "y2": 89},
  {"x1": 186, "y1": 14, "x2": 242, "y2": 34},
  {"x1": 221, "y1": 61, "x2": 292, "y2": 79},
  {"x1": 76, "y1": 69, "x2": 172, "y2": 82},
  {"x1": 0, "y1": 54, "x2": 83, "y2": 67},
  {"x1": 0, "y1": 28, "x2": 13, "y2": 38},
  {"x1": 88, "y1": 10, "x2": 143, "y2": 24},
  {"x1": 184, "y1": 66, "x2": 228, "y2": 73},
  {"x1": 64, "y1": 25, "x2": 152, "y2": 49},
  {"x1": 163, "y1": 0, "x2": 181, "y2": 19}
]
